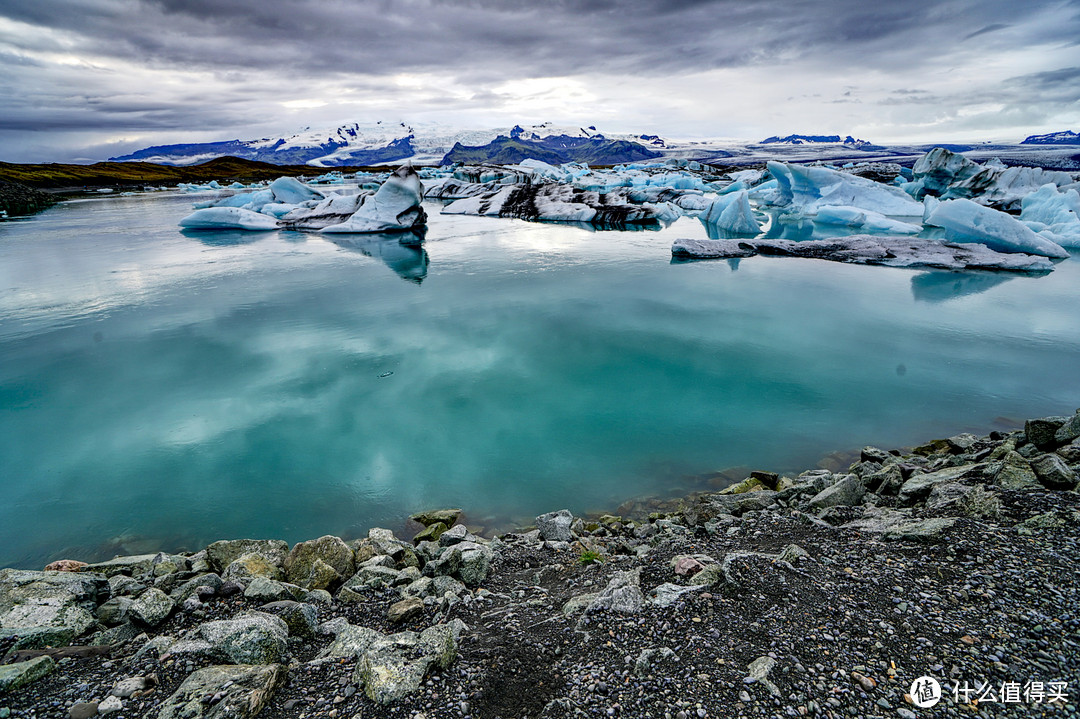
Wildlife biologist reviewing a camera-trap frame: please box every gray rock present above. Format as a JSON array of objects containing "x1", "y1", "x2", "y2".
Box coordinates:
[
  {"x1": 110, "y1": 675, "x2": 155, "y2": 698},
  {"x1": 926, "y1": 482, "x2": 974, "y2": 512},
  {"x1": 318, "y1": 624, "x2": 385, "y2": 659},
  {"x1": 634, "y1": 647, "x2": 678, "y2": 677},
  {"x1": 535, "y1": 510, "x2": 574, "y2": 542},
  {"x1": 97, "y1": 696, "x2": 123, "y2": 715},
  {"x1": 0, "y1": 625, "x2": 75, "y2": 650},
  {"x1": 409, "y1": 509, "x2": 461, "y2": 528},
  {"x1": 169, "y1": 612, "x2": 288, "y2": 664},
  {"x1": 284, "y1": 535, "x2": 355, "y2": 591},
  {"x1": 747, "y1": 656, "x2": 781, "y2": 696},
  {"x1": 807, "y1": 474, "x2": 865, "y2": 510},
  {"x1": 68, "y1": 702, "x2": 99, "y2": 719},
  {"x1": 456, "y1": 543, "x2": 493, "y2": 587},
  {"x1": 946, "y1": 433, "x2": 979, "y2": 453},
  {"x1": 864, "y1": 464, "x2": 905, "y2": 495},
  {"x1": 1054, "y1": 410, "x2": 1080, "y2": 444},
  {"x1": 412, "y1": 522, "x2": 448, "y2": 545},
  {"x1": 353, "y1": 622, "x2": 462, "y2": 705},
  {"x1": 107, "y1": 575, "x2": 145, "y2": 597},
  {"x1": 243, "y1": 578, "x2": 295, "y2": 604},
  {"x1": 898, "y1": 464, "x2": 983, "y2": 503},
  {"x1": 222, "y1": 553, "x2": 284, "y2": 583},
  {"x1": 156, "y1": 664, "x2": 286, "y2": 719},
  {"x1": 860, "y1": 446, "x2": 892, "y2": 464},
  {"x1": 776, "y1": 544, "x2": 810, "y2": 564},
  {"x1": 169, "y1": 573, "x2": 223, "y2": 603},
  {"x1": 0, "y1": 569, "x2": 108, "y2": 638},
  {"x1": 129, "y1": 588, "x2": 174, "y2": 628},
  {"x1": 993, "y1": 452, "x2": 1042, "y2": 490},
  {"x1": 438, "y1": 524, "x2": 470, "y2": 546},
  {"x1": 1031, "y1": 453, "x2": 1078, "y2": 489},
  {"x1": 587, "y1": 569, "x2": 644, "y2": 614},
  {"x1": 205, "y1": 539, "x2": 289, "y2": 574},
  {"x1": 882, "y1": 517, "x2": 958, "y2": 543},
  {"x1": 649, "y1": 583, "x2": 705, "y2": 608},
  {"x1": 258, "y1": 601, "x2": 318, "y2": 638},
  {"x1": 387, "y1": 597, "x2": 424, "y2": 623},
  {"x1": 91, "y1": 622, "x2": 140, "y2": 647},
  {"x1": 97, "y1": 597, "x2": 133, "y2": 627},
  {"x1": 83, "y1": 554, "x2": 158, "y2": 578},
  {"x1": 0, "y1": 656, "x2": 55, "y2": 694},
  {"x1": 562, "y1": 593, "x2": 600, "y2": 617},
  {"x1": 1026, "y1": 416, "x2": 1069, "y2": 449}
]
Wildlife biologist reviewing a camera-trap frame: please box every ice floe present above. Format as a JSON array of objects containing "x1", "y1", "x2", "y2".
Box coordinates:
[
  {"x1": 442, "y1": 183, "x2": 668, "y2": 226},
  {"x1": 814, "y1": 205, "x2": 921, "y2": 235},
  {"x1": 178, "y1": 207, "x2": 280, "y2": 231},
  {"x1": 925, "y1": 198, "x2": 1068, "y2": 258},
  {"x1": 766, "y1": 161, "x2": 923, "y2": 217},
  {"x1": 698, "y1": 190, "x2": 760, "y2": 235},
  {"x1": 671, "y1": 236, "x2": 1055, "y2": 272},
  {"x1": 321, "y1": 164, "x2": 427, "y2": 234},
  {"x1": 1020, "y1": 184, "x2": 1080, "y2": 248}
]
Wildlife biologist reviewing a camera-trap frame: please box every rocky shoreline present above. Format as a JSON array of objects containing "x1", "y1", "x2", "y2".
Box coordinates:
[
  {"x1": 0, "y1": 180, "x2": 56, "y2": 217},
  {"x1": 2, "y1": 412, "x2": 1078, "y2": 718}
]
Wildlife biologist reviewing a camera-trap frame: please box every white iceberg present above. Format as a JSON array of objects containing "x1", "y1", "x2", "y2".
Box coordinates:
[
  {"x1": 767, "y1": 161, "x2": 923, "y2": 217},
  {"x1": 178, "y1": 206, "x2": 280, "y2": 231},
  {"x1": 911, "y1": 148, "x2": 983, "y2": 196},
  {"x1": 321, "y1": 164, "x2": 427, "y2": 234},
  {"x1": 1020, "y1": 183, "x2": 1080, "y2": 248},
  {"x1": 442, "y1": 183, "x2": 664, "y2": 225},
  {"x1": 699, "y1": 190, "x2": 760, "y2": 235},
  {"x1": 814, "y1": 205, "x2": 921, "y2": 235},
  {"x1": 925, "y1": 198, "x2": 1068, "y2": 258},
  {"x1": 281, "y1": 191, "x2": 370, "y2": 230},
  {"x1": 671, "y1": 236, "x2": 1055, "y2": 272},
  {"x1": 947, "y1": 164, "x2": 1076, "y2": 212}
]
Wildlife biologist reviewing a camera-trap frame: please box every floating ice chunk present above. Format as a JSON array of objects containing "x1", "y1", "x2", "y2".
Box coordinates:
[
  {"x1": 700, "y1": 190, "x2": 760, "y2": 235},
  {"x1": 911, "y1": 148, "x2": 983, "y2": 196},
  {"x1": 815, "y1": 205, "x2": 921, "y2": 235},
  {"x1": 726, "y1": 169, "x2": 764, "y2": 185},
  {"x1": 228, "y1": 182, "x2": 247, "y2": 190},
  {"x1": 269, "y1": 176, "x2": 325, "y2": 205},
  {"x1": 259, "y1": 202, "x2": 300, "y2": 218},
  {"x1": 281, "y1": 191, "x2": 370, "y2": 230},
  {"x1": 644, "y1": 201, "x2": 681, "y2": 224},
  {"x1": 1020, "y1": 183, "x2": 1080, "y2": 248},
  {"x1": 925, "y1": 198, "x2": 1068, "y2": 258},
  {"x1": 516, "y1": 159, "x2": 573, "y2": 183},
  {"x1": 671, "y1": 236, "x2": 1054, "y2": 272},
  {"x1": 716, "y1": 180, "x2": 748, "y2": 195},
  {"x1": 442, "y1": 183, "x2": 664, "y2": 225},
  {"x1": 922, "y1": 195, "x2": 940, "y2": 223},
  {"x1": 767, "y1": 161, "x2": 923, "y2": 217},
  {"x1": 321, "y1": 164, "x2": 426, "y2": 234},
  {"x1": 946, "y1": 165, "x2": 1076, "y2": 211},
  {"x1": 178, "y1": 206, "x2": 279, "y2": 231},
  {"x1": 194, "y1": 189, "x2": 274, "y2": 211}
]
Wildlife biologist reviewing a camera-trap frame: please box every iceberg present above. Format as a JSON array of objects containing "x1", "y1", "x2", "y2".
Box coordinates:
[
  {"x1": 321, "y1": 164, "x2": 427, "y2": 234},
  {"x1": 281, "y1": 191, "x2": 370, "y2": 230},
  {"x1": 178, "y1": 206, "x2": 280, "y2": 231},
  {"x1": 442, "y1": 183, "x2": 665, "y2": 226},
  {"x1": 699, "y1": 190, "x2": 760, "y2": 235},
  {"x1": 911, "y1": 148, "x2": 983, "y2": 197},
  {"x1": 766, "y1": 161, "x2": 923, "y2": 217},
  {"x1": 1020, "y1": 184, "x2": 1080, "y2": 248},
  {"x1": 925, "y1": 198, "x2": 1068, "y2": 258},
  {"x1": 269, "y1": 176, "x2": 325, "y2": 205},
  {"x1": 671, "y1": 236, "x2": 1055, "y2": 272},
  {"x1": 814, "y1": 205, "x2": 921, "y2": 235},
  {"x1": 945, "y1": 164, "x2": 1077, "y2": 212}
]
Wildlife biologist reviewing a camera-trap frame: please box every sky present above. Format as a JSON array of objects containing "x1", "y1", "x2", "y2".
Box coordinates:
[{"x1": 0, "y1": 0, "x2": 1078, "y2": 163}]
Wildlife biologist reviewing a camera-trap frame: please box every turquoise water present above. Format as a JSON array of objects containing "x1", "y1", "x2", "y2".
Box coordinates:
[{"x1": 2, "y1": 192, "x2": 1079, "y2": 568}]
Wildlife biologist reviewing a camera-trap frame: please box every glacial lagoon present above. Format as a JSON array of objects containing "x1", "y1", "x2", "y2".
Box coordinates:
[{"x1": 2, "y1": 190, "x2": 1079, "y2": 567}]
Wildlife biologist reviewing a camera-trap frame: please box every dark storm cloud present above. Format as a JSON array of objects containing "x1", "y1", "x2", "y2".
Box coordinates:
[{"x1": 1, "y1": 0, "x2": 1079, "y2": 159}]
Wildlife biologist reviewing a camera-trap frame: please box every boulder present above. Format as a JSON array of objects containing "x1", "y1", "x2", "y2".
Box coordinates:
[
  {"x1": 42, "y1": 560, "x2": 87, "y2": 573},
  {"x1": 156, "y1": 664, "x2": 286, "y2": 719},
  {"x1": 1031, "y1": 453, "x2": 1078, "y2": 489},
  {"x1": 387, "y1": 597, "x2": 424, "y2": 624},
  {"x1": 0, "y1": 656, "x2": 56, "y2": 695},
  {"x1": 412, "y1": 522, "x2": 448, "y2": 545},
  {"x1": 535, "y1": 510, "x2": 574, "y2": 542},
  {"x1": 129, "y1": 588, "x2": 174, "y2": 628},
  {"x1": 864, "y1": 464, "x2": 905, "y2": 495},
  {"x1": 807, "y1": 475, "x2": 865, "y2": 510},
  {"x1": 634, "y1": 647, "x2": 678, "y2": 677},
  {"x1": 205, "y1": 540, "x2": 288, "y2": 574},
  {"x1": 243, "y1": 578, "x2": 295, "y2": 604},
  {"x1": 84, "y1": 555, "x2": 158, "y2": 578},
  {"x1": 993, "y1": 452, "x2": 1042, "y2": 490},
  {"x1": 284, "y1": 535, "x2": 355, "y2": 591},
  {"x1": 587, "y1": 569, "x2": 644, "y2": 615},
  {"x1": 169, "y1": 573, "x2": 223, "y2": 603},
  {"x1": 649, "y1": 584, "x2": 705, "y2": 608},
  {"x1": 0, "y1": 569, "x2": 109, "y2": 638},
  {"x1": 409, "y1": 509, "x2": 462, "y2": 528},
  {"x1": 167, "y1": 613, "x2": 288, "y2": 665},
  {"x1": 898, "y1": 464, "x2": 983, "y2": 502},
  {"x1": 0, "y1": 625, "x2": 75, "y2": 650},
  {"x1": 1054, "y1": 411, "x2": 1080, "y2": 444},
  {"x1": 222, "y1": 553, "x2": 284, "y2": 583},
  {"x1": 882, "y1": 517, "x2": 958, "y2": 543},
  {"x1": 1025, "y1": 416, "x2": 1069, "y2": 449},
  {"x1": 353, "y1": 622, "x2": 462, "y2": 705},
  {"x1": 456, "y1": 543, "x2": 494, "y2": 587},
  {"x1": 258, "y1": 601, "x2": 318, "y2": 638}
]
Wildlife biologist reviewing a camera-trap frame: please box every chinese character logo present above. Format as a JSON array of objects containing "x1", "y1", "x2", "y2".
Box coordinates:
[{"x1": 910, "y1": 676, "x2": 942, "y2": 708}]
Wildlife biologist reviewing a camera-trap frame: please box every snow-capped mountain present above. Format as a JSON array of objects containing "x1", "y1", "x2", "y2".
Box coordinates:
[
  {"x1": 759, "y1": 134, "x2": 872, "y2": 146},
  {"x1": 1021, "y1": 130, "x2": 1080, "y2": 145},
  {"x1": 110, "y1": 121, "x2": 672, "y2": 167}
]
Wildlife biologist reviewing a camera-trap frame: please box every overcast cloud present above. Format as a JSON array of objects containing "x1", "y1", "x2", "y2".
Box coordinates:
[{"x1": 0, "y1": 0, "x2": 1077, "y2": 162}]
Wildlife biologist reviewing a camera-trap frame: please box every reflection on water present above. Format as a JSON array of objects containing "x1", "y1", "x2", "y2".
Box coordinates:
[
  {"x1": 0, "y1": 194, "x2": 1078, "y2": 568},
  {"x1": 910, "y1": 271, "x2": 1024, "y2": 303},
  {"x1": 181, "y1": 228, "x2": 277, "y2": 246},
  {"x1": 326, "y1": 231, "x2": 429, "y2": 283}
]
